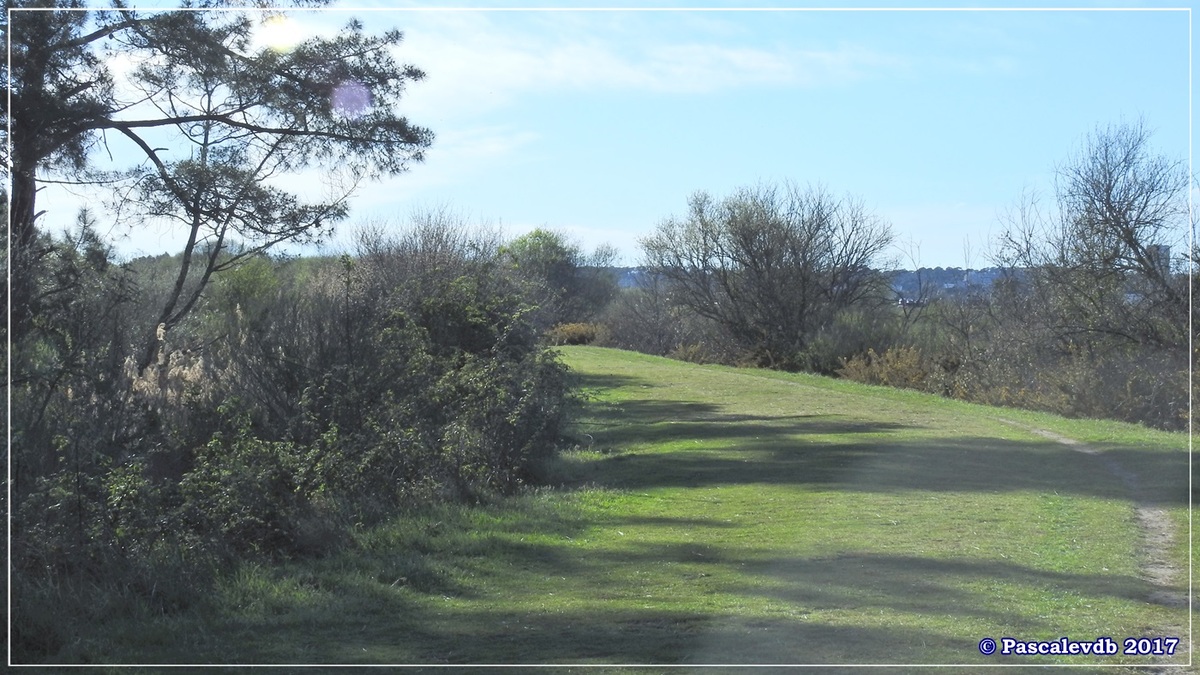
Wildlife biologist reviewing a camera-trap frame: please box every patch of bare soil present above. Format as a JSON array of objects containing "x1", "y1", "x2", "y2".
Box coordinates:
[{"x1": 997, "y1": 420, "x2": 1190, "y2": 671}]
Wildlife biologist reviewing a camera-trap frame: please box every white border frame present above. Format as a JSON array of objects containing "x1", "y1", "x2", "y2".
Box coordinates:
[{"x1": 5, "y1": 3, "x2": 1193, "y2": 670}]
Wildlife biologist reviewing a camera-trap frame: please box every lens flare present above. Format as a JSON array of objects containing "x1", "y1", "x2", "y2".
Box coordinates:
[{"x1": 331, "y1": 80, "x2": 372, "y2": 118}]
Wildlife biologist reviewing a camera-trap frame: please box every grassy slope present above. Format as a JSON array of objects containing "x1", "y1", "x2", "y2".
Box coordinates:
[{"x1": 67, "y1": 347, "x2": 1191, "y2": 670}]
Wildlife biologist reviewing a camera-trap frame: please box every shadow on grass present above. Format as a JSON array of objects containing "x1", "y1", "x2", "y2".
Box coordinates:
[
  {"x1": 186, "y1": 497, "x2": 1183, "y2": 667},
  {"x1": 586, "y1": 543, "x2": 1180, "y2": 618},
  {"x1": 58, "y1": 485, "x2": 1180, "y2": 669},
  {"x1": 207, "y1": 541, "x2": 1177, "y2": 669},
  {"x1": 570, "y1": 371, "x2": 656, "y2": 395},
  {"x1": 583, "y1": 405, "x2": 914, "y2": 451},
  {"x1": 221, "y1": 595, "x2": 993, "y2": 667},
  {"x1": 574, "y1": 393, "x2": 1188, "y2": 506},
  {"x1": 598, "y1": 439, "x2": 1102, "y2": 497},
  {"x1": 335, "y1": 608, "x2": 980, "y2": 666}
]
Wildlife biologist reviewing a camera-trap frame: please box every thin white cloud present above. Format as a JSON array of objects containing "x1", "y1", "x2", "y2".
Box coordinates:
[
  {"x1": 226, "y1": 124, "x2": 534, "y2": 214},
  {"x1": 352, "y1": 125, "x2": 542, "y2": 206},
  {"x1": 393, "y1": 12, "x2": 906, "y2": 122}
]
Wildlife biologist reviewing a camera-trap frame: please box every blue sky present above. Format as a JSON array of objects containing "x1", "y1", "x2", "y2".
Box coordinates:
[{"x1": 34, "y1": 2, "x2": 1194, "y2": 268}]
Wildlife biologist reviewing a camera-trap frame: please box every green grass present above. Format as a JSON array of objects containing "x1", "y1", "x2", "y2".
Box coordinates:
[{"x1": 34, "y1": 347, "x2": 1193, "y2": 671}]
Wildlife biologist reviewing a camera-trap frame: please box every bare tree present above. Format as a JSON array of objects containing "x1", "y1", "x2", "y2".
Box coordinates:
[
  {"x1": 994, "y1": 120, "x2": 1189, "y2": 350},
  {"x1": 891, "y1": 237, "x2": 936, "y2": 338},
  {"x1": 640, "y1": 181, "x2": 894, "y2": 369},
  {"x1": 602, "y1": 272, "x2": 694, "y2": 357}
]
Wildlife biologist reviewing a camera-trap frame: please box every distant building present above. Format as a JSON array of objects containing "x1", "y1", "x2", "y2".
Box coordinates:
[
  {"x1": 1145, "y1": 244, "x2": 1171, "y2": 278},
  {"x1": 963, "y1": 269, "x2": 1000, "y2": 287},
  {"x1": 617, "y1": 268, "x2": 645, "y2": 289}
]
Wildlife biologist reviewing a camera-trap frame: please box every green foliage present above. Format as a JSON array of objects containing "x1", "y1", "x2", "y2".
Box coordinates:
[
  {"x1": 215, "y1": 255, "x2": 280, "y2": 314},
  {"x1": 11, "y1": 216, "x2": 578, "y2": 662},
  {"x1": 503, "y1": 228, "x2": 618, "y2": 328},
  {"x1": 504, "y1": 228, "x2": 578, "y2": 284},
  {"x1": 178, "y1": 405, "x2": 305, "y2": 557}
]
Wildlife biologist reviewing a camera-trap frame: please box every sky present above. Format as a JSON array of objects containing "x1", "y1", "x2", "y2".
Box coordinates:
[{"x1": 28, "y1": 2, "x2": 1195, "y2": 269}]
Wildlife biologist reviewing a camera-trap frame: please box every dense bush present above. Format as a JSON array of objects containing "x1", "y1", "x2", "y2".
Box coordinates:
[
  {"x1": 501, "y1": 228, "x2": 619, "y2": 329},
  {"x1": 11, "y1": 214, "x2": 578, "y2": 660}
]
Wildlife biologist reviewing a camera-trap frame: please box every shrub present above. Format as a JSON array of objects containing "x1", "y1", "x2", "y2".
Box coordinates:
[
  {"x1": 837, "y1": 346, "x2": 936, "y2": 392},
  {"x1": 177, "y1": 410, "x2": 308, "y2": 558},
  {"x1": 669, "y1": 343, "x2": 714, "y2": 365},
  {"x1": 547, "y1": 322, "x2": 604, "y2": 346},
  {"x1": 12, "y1": 215, "x2": 582, "y2": 660}
]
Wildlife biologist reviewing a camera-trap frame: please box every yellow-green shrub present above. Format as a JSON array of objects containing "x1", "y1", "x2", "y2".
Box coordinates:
[
  {"x1": 837, "y1": 346, "x2": 936, "y2": 392},
  {"x1": 547, "y1": 322, "x2": 604, "y2": 346}
]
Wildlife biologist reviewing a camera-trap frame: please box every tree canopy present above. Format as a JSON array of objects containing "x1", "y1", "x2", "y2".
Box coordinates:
[
  {"x1": 502, "y1": 228, "x2": 618, "y2": 328},
  {"x1": 4, "y1": 1, "x2": 433, "y2": 353}
]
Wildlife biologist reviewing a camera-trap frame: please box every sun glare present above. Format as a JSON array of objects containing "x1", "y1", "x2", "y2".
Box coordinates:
[{"x1": 257, "y1": 14, "x2": 303, "y2": 53}]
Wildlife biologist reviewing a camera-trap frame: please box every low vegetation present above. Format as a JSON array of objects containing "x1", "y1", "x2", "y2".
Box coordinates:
[
  {"x1": 7, "y1": 4, "x2": 1190, "y2": 665},
  {"x1": 17, "y1": 347, "x2": 1190, "y2": 668},
  {"x1": 10, "y1": 215, "x2": 607, "y2": 659}
]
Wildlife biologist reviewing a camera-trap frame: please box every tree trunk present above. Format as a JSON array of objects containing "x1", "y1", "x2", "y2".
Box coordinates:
[{"x1": 10, "y1": 163, "x2": 42, "y2": 344}]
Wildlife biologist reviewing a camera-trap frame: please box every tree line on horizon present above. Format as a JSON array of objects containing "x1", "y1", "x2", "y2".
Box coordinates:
[{"x1": 593, "y1": 121, "x2": 1193, "y2": 433}]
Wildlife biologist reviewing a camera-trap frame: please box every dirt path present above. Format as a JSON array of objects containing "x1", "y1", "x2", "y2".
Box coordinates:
[{"x1": 997, "y1": 419, "x2": 1190, "y2": 671}]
